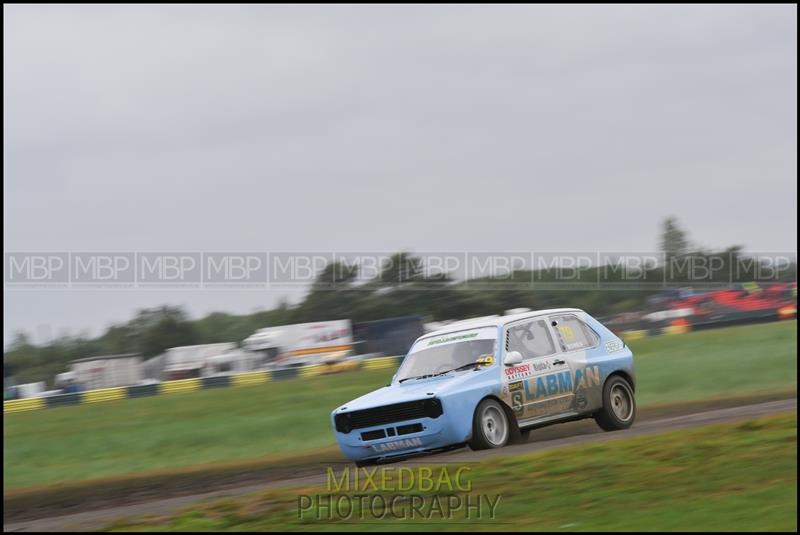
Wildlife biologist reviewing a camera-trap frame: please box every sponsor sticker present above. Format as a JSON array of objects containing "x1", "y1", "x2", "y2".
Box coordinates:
[
  {"x1": 504, "y1": 360, "x2": 550, "y2": 381},
  {"x1": 410, "y1": 327, "x2": 497, "y2": 354},
  {"x1": 477, "y1": 355, "x2": 495, "y2": 366},
  {"x1": 531, "y1": 361, "x2": 551, "y2": 372},
  {"x1": 524, "y1": 396, "x2": 573, "y2": 418},
  {"x1": 522, "y1": 365, "x2": 602, "y2": 401},
  {"x1": 371, "y1": 437, "x2": 423, "y2": 453},
  {"x1": 427, "y1": 332, "x2": 479, "y2": 346},
  {"x1": 504, "y1": 363, "x2": 533, "y2": 381},
  {"x1": 511, "y1": 390, "x2": 524, "y2": 416}
]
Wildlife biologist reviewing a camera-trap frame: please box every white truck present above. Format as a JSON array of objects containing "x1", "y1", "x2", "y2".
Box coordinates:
[
  {"x1": 243, "y1": 319, "x2": 353, "y2": 368},
  {"x1": 14, "y1": 381, "x2": 46, "y2": 399}
]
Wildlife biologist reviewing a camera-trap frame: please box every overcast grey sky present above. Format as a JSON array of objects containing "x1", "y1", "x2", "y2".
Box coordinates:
[{"x1": 3, "y1": 4, "x2": 797, "y2": 344}]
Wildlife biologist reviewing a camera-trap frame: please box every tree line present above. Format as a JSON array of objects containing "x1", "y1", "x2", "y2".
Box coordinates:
[{"x1": 4, "y1": 218, "x2": 795, "y2": 386}]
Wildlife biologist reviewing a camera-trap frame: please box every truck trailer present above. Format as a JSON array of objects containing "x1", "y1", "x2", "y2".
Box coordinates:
[{"x1": 243, "y1": 319, "x2": 353, "y2": 367}]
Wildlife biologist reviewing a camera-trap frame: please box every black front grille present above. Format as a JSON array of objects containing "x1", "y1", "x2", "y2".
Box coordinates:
[
  {"x1": 361, "y1": 429, "x2": 386, "y2": 441},
  {"x1": 335, "y1": 398, "x2": 443, "y2": 433},
  {"x1": 396, "y1": 423, "x2": 423, "y2": 435}
]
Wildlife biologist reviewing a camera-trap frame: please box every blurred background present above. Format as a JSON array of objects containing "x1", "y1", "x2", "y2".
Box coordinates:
[
  {"x1": 3, "y1": 4, "x2": 797, "y2": 532},
  {"x1": 3, "y1": 3, "x2": 796, "y2": 393}
]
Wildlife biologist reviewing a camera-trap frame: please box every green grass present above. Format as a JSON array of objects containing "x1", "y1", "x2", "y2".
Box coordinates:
[
  {"x1": 106, "y1": 412, "x2": 798, "y2": 531},
  {"x1": 4, "y1": 320, "x2": 797, "y2": 491},
  {"x1": 630, "y1": 320, "x2": 797, "y2": 406},
  {"x1": 3, "y1": 369, "x2": 394, "y2": 490}
]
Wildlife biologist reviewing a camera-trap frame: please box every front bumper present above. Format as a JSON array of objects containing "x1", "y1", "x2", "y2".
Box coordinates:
[{"x1": 333, "y1": 411, "x2": 470, "y2": 461}]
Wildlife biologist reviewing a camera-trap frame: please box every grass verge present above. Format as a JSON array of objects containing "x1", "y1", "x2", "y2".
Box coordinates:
[
  {"x1": 104, "y1": 411, "x2": 798, "y2": 532},
  {"x1": 4, "y1": 320, "x2": 797, "y2": 491},
  {"x1": 6, "y1": 392, "x2": 795, "y2": 523}
]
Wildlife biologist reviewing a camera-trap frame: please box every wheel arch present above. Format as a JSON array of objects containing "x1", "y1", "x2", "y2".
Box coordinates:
[
  {"x1": 474, "y1": 394, "x2": 522, "y2": 436},
  {"x1": 606, "y1": 369, "x2": 635, "y2": 392}
]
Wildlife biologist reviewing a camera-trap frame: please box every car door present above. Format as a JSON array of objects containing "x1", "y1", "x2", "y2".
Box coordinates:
[
  {"x1": 502, "y1": 317, "x2": 574, "y2": 422},
  {"x1": 548, "y1": 313, "x2": 602, "y2": 412}
]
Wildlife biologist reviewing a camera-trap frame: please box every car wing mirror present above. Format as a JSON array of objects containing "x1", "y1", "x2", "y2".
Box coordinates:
[{"x1": 504, "y1": 351, "x2": 523, "y2": 366}]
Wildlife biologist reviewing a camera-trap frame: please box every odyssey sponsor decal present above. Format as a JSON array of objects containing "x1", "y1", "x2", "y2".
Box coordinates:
[
  {"x1": 371, "y1": 437, "x2": 423, "y2": 453},
  {"x1": 503, "y1": 360, "x2": 550, "y2": 381},
  {"x1": 504, "y1": 363, "x2": 532, "y2": 381}
]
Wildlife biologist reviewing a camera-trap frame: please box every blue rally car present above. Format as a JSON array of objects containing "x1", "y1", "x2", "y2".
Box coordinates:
[{"x1": 331, "y1": 309, "x2": 636, "y2": 465}]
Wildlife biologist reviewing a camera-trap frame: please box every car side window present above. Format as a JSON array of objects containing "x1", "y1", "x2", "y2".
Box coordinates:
[
  {"x1": 550, "y1": 315, "x2": 599, "y2": 351},
  {"x1": 505, "y1": 319, "x2": 556, "y2": 360}
]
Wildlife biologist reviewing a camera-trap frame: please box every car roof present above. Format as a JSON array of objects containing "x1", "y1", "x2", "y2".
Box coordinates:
[{"x1": 420, "y1": 308, "x2": 585, "y2": 339}]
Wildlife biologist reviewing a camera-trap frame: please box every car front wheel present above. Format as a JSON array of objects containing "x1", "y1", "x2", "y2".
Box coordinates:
[
  {"x1": 594, "y1": 375, "x2": 636, "y2": 431},
  {"x1": 470, "y1": 398, "x2": 511, "y2": 450}
]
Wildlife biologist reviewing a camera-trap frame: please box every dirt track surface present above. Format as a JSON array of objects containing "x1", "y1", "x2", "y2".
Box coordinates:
[{"x1": 4, "y1": 397, "x2": 797, "y2": 532}]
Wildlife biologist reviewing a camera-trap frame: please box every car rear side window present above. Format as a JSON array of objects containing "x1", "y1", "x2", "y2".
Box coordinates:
[
  {"x1": 506, "y1": 319, "x2": 556, "y2": 360},
  {"x1": 551, "y1": 315, "x2": 599, "y2": 351}
]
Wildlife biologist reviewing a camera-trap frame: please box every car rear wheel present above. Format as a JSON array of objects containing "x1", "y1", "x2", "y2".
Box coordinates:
[
  {"x1": 595, "y1": 375, "x2": 636, "y2": 431},
  {"x1": 470, "y1": 399, "x2": 510, "y2": 450}
]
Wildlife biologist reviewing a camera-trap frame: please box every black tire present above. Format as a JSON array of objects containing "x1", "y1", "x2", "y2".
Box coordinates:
[
  {"x1": 469, "y1": 398, "x2": 511, "y2": 450},
  {"x1": 594, "y1": 375, "x2": 636, "y2": 431}
]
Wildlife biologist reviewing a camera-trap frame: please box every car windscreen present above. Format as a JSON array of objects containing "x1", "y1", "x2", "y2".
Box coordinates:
[{"x1": 395, "y1": 328, "x2": 497, "y2": 382}]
